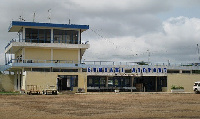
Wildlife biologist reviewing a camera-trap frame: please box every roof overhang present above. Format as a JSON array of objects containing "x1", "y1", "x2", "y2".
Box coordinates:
[{"x1": 8, "y1": 21, "x2": 89, "y2": 32}]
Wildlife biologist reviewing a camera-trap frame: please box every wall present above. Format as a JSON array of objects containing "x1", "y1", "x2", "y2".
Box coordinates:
[
  {"x1": 25, "y1": 48, "x2": 51, "y2": 61},
  {"x1": 0, "y1": 74, "x2": 14, "y2": 92},
  {"x1": 25, "y1": 72, "x2": 87, "y2": 93},
  {"x1": 53, "y1": 49, "x2": 78, "y2": 62},
  {"x1": 167, "y1": 73, "x2": 200, "y2": 92},
  {"x1": 24, "y1": 48, "x2": 79, "y2": 63}
]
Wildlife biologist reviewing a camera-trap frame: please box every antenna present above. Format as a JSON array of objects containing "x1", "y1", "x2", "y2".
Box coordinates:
[
  {"x1": 48, "y1": 9, "x2": 51, "y2": 23},
  {"x1": 68, "y1": 4, "x2": 71, "y2": 24},
  {"x1": 33, "y1": 12, "x2": 36, "y2": 22}
]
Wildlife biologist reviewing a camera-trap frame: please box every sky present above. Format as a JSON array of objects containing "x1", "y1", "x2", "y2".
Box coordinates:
[{"x1": 0, "y1": 0, "x2": 200, "y2": 65}]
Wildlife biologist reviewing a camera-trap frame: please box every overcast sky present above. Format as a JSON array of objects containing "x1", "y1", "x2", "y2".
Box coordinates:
[{"x1": 1, "y1": 0, "x2": 200, "y2": 65}]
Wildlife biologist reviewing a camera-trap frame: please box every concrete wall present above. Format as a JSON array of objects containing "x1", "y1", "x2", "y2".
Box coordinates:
[
  {"x1": 167, "y1": 73, "x2": 200, "y2": 92},
  {"x1": 53, "y1": 49, "x2": 78, "y2": 62},
  {"x1": 0, "y1": 74, "x2": 14, "y2": 92},
  {"x1": 24, "y1": 48, "x2": 78, "y2": 62},
  {"x1": 25, "y1": 48, "x2": 51, "y2": 60},
  {"x1": 25, "y1": 71, "x2": 87, "y2": 93}
]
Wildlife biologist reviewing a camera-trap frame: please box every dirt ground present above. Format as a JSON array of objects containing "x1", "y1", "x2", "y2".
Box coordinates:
[{"x1": 0, "y1": 93, "x2": 200, "y2": 119}]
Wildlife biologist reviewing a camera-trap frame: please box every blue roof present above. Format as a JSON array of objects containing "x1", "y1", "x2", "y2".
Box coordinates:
[{"x1": 9, "y1": 21, "x2": 89, "y2": 32}]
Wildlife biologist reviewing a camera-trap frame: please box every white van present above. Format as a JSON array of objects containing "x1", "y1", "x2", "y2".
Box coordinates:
[{"x1": 193, "y1": 81, "x2": 200, "y2": 94}]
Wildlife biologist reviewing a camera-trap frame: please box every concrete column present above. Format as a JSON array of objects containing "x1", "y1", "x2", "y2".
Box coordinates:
[
  {"x1": 131, "y1": 77, "x2": 134, "y2": 87},
  {"x1": 131, "y1": 77, "x2": 134, "y2": 92},
  {"x1": 5, "y1": 53, "x2": 7, "y2": 65},
  {"x1": 106, "y1": 77, "x2": 108, "y2": 87},
  {"x1": 78, "y1": 68, "x2": 82, "y2": 72},
  {"x1": 17, "y1": 70, "x2": 20, "y2": 91},
  {"x1": 179, "y1": 70, "x2": 182, "y2": 73},
  {"x1": 78, "y1": 29, "x2": 81, "y2": 44},
  {"x1": 155, "y1": 77, "x2": 158, "y2": 92},
  {"x1": 22, "y1": 27, "x2": 25, "y2": 41},
  {"x1": 51, "y1": 28, "x2": 53, "y2": 43},
  {"x1": 22, "y1": 68, "x2": 24, "y2": 90},
  {"x1": 14, "y1": 71, "x2": 17, "y2": 91}
]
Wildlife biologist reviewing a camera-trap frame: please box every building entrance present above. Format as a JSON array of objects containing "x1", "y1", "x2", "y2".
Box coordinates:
[
  {"x1": 57, "y1": 75, "x2": 78, "y2": 91},
  {"x1": 134, "y1": 76, "x2": 167, "y2": 92}
]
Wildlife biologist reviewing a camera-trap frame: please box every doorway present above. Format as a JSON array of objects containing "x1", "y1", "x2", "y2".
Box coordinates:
[{"x1": 57, "y1": 75, "x2": 78, "y2": 92}]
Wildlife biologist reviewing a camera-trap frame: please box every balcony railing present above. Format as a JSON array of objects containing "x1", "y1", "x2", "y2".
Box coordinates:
[
  {"x1": 6, "y1": 59, "x2": 80, "y2": 65},
  {"x1": 5, "y1": 59, "x2": 198, "y2": 67},
  {"x1": 5, "y1": 39, "x2": 89, "y2": 49}
]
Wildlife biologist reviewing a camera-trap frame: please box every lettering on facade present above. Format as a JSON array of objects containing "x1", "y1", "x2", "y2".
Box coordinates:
[{"x1": 87, "y1": 67, "x2": 167, "y2": 73}]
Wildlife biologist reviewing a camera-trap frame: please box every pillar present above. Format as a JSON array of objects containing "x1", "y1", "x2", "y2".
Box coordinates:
[
  {"x1": 155, "y1": 77, "x2": 158, "y2": 92},
  {"x1": 51, "y1": 28, "x2": 53, "y2": 43},
  {"x1": 14, "y1": 71, "x2": 17, "y2": 91},
  {"x1": 22, "y1": 68, "x2": 25, "y2": 90},
  {"x1": 78, "y1": 29, "x2": 81, "y2": 44},
  {"x1": 22, "y1": 27, "x2": 25, "y2": 41},
  {"x1": 106, "y1": 77, "x2": 108, "y2": 87},
  {"x1": 17, "y1": 70, "x2": 22, "y2": 91},
  {"x1": 131, "y1": 77, "x2": 134, "y2": 92},
  {"x1": 179, "y1": 70, "x2": 182, "y2": 73}
]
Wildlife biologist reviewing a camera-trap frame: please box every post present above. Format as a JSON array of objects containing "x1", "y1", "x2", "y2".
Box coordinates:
[
  {"x1": 51, "y1": 28, "x2": 53, "y2": 43},
  {"x1": 17, "y1": 70, "x2": 20, "y2": 91},
  {"x1": 155, "y1": 77, "x2": 158, "y2": 92},
  {"x1": 5, "y1": 53, "x2": 7, "y2": 65},
  {"x1": 131, "y1": 77, "x2": 134, "y2": 92},
  {"x1": 106, "y1": 77, "x2": 108, "y2": 87}
]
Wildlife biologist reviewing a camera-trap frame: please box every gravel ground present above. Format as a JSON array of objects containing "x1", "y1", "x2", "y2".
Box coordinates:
[{"x1": 0, "y1": 93, "x2": 200, "y2": 119}]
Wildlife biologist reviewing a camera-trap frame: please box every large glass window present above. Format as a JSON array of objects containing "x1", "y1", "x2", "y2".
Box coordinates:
[
  {"x1": 25, "y1": 28, "x2": 51, "y2": 43},
  {"x1": 53, "y1": 29, "x2": 78, "y2": 44}
]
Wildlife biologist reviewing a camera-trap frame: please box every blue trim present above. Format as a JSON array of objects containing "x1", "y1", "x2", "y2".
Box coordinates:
[{"x1": 9, "y1": 21, "x2": 89, "y2": 32}]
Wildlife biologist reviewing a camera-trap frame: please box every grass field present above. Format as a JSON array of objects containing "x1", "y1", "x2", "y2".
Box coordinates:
[{"x1": 0, "y1": 93, "x2": 200, "y2": 119}]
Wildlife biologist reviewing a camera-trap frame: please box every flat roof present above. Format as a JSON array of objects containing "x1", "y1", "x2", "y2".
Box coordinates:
[{"x1": 8, "y1": 21, "x2": 89, "y2": 32}]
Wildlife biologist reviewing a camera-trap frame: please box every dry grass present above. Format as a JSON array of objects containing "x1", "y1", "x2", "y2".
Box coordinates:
[{"x1": 0, "y1": 93, "x2": 200, "y2": 119}]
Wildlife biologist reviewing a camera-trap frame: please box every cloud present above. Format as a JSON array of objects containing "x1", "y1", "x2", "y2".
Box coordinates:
[
  {"x1": 83, "y1": 16, "x2": 200, "y2": 63},
  {"x1": 0, "y1": 0, "x2": 200, "y2": 65}
]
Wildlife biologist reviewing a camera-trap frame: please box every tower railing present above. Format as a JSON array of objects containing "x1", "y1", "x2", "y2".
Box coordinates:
[{"x1": 5, "y1": 38, "x2": 89, "y2": 49}]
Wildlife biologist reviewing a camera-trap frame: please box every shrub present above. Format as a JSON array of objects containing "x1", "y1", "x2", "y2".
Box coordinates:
[{"x1": 171, "y1": 85, "x2": 184, "y2": 89}]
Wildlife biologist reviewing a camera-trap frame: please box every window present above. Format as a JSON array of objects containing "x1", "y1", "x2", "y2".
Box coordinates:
[
  {"x1": 88, "y1": 78, "x2": 93, "y2": 85},
  {"x1": 82, "y1": 68, "x2": 87, "y2": 72},
  {"x1": 53, "y1": 29, "x2": 78, "y2": 44},
  {"x1": 32, "y1": 68, "x2": 50, "y2": 72},
  {"x1": 124, "y1": 78, "x2": 130, "y2": 86},
  {"x1": 53, "y1": 68, "x2": 78, "y2": 72},
  {"x1": 100, "y1": 77, "x2": 106, "y2": 87},
  {"x1": 25, "y1": 28, "x2": 51, "y2": 43}
]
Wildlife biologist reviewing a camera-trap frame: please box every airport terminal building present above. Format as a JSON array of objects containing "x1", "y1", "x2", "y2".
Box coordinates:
[{"x1": 1, "y1": 21, "x2": 200, "y2": 93}]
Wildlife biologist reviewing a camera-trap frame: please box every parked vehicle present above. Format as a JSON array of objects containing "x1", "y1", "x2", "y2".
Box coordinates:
[{"x1": 193, "y1": 81, "x2": 200, "y2": 94}]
